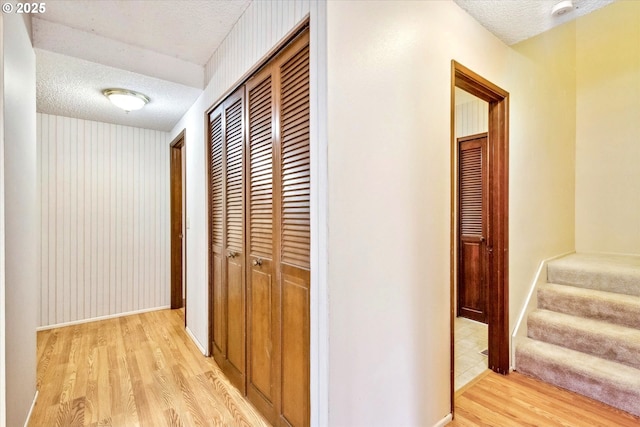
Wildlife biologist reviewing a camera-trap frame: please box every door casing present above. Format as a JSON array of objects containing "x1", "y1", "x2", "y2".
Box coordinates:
[{"x1": 450, "y1": 61, "x2": 509, "y2": 412}]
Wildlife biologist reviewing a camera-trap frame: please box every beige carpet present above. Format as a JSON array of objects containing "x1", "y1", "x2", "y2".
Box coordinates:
[{"x1": 516, "y1": 252, "x2": 640, "y2": 417}]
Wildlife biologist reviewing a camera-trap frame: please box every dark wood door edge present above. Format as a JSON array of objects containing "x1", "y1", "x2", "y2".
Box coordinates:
[{"x1": 170, "y1": 130, "x2": 186, "y2": 319}]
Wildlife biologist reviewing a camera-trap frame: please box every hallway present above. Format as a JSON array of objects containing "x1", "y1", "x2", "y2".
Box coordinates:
[{"x1": 29, "y1": 309, "x2": 268, "y2": 426}]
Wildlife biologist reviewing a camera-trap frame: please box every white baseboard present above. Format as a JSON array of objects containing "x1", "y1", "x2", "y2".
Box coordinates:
[
  {"x1": 36, "y1": 306, "x2": 171, "y2": 331},
  {"x1": 23, "y1": 390, "x2": 38, "y2": 427},
  {"x1": 433, "y1": 413, "x2": 453, "y2": 427},
  {"x1": 185, "y1": 326, "x2": 208, "y2": 356}
]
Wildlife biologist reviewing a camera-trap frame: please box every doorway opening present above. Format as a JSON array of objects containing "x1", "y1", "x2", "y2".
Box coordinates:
[
  {"x1": 170, "y1": 130, "x2": 186, "y2": 322},
  {"x1": 450, "y1": 61, "x2": 509, "y2": 409}
]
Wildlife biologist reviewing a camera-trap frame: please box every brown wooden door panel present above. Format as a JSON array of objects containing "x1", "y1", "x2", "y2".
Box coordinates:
[
  {"x1": 212, "y1": 249, "x2": 225, "y2": 356},
  {"x1": 249, "y1": 264, "x2": 274, "y2": 399},
  {"x1": 457, "y1": 134, "x2": 488, "y2": 324},
  {"x1": 226, "y1": 257, "x2": 244, "y2": 370},
  {"x1": 280, "y1": 266, "x2": 310, "y2": 427},
  {"x1": 458, "y1": 237, "x2": 485, "y2": 322}
]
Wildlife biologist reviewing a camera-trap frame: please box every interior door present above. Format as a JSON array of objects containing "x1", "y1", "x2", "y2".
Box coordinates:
[
  {"x1": 170, "y1": 134, "x2": 184, "y2": 310},
  {"x1": 277, "y1": 35, "x2": 310, "y2": 427},
  {"x1": 210, "y1": 107, "x2": 226, "y2": 364},
  {"x1": 209, "y1": 88, "x2": 246, "y2": 392},
  {"x1": 246, "y1": 66, "x2": 280, "y2": 421},
  {"x1": 457, "y1": 133, "x2": 488, "y2": 324},
  {"x1": 223, "y1": 91, "x2": 246, "y2": 390}
]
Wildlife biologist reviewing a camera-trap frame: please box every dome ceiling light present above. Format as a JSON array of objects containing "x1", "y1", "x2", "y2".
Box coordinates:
[{"x1": 102, "y1": 88, "x2": 150, "y2": 112}]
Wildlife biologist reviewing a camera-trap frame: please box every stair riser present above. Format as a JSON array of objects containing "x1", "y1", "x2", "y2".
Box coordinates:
[
  {"x1": 515, "y1": 348, "x2": 640, "y2": 417},
  {"x1": 538, "y1": 288, "x2": 640, "y2": 329},
  {"x1": 527, "y1": 317, "x2": 640, "y2": 370}
]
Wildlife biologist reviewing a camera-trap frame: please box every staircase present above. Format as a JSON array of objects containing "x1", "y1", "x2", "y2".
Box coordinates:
[{"x1": 515, "y1": 253, "x2": 640, "y2": 417}]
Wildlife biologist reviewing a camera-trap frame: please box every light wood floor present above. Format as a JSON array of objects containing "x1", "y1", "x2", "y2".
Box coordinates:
[
  {"x1": 29, "y1": 309, "x2": 269, "y2": 427},
  {"x1": 449, "y1": 370, "x2": 640, "y2": 426}
]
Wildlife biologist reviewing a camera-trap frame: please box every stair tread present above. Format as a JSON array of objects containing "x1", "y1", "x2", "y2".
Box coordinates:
[
  {"x1": 547, "y1": 253, "x2": 640, "y2": 297},
  {"x1": 539, "y1": 282, "x2": 640, "y2": 328},
  {"x1": 516, "y1": 337, "x2": 640, "y2": 388},
  {"x1": 529, "y1": 308, "x2": 640, "y2": 336},
  {"x1": 528, "y1": 309, "x2": 640, "y2": 369},
  {"x1": 542, "y1": 282, "x2": 640, "y2": 303}
]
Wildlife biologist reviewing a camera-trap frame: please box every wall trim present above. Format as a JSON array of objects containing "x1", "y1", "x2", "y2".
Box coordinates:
[
  {"x1": 22, "y1": 391, "x2": 38, "y2": 427},
  {"x1": 433, "y1": 413, "x2": 453, "y2": 427},
  {"x1": 185, "y1": 325, "x2": 208, "y2": 356},
  {"x1": 36, "y1": 306, "x2": 170, "y2": 331}
]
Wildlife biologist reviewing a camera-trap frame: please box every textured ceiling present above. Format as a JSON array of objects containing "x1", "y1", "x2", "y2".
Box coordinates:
[
  {"x1": 34, "y1": 0, "x2": 251, "y2": 131},
  {"x1": 36, "y1": 49, "x2": 202, "y2": 132},
  {"x1": 36, "y1": 0, "x2": 251, "y2": 65},
  {"x1": 35, "y1": 0, "x2": 616, "y2": 132},
  {"x1": 453, "y1": 0, "x2": 616, "y2": 45}
]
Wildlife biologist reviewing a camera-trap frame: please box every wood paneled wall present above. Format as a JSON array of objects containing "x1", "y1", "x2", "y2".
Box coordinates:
[
  {"x1": 203, "y1": 0, "x2": 310, "y2": 88},
  {"x1": 37, "y1": 113, "x2": 170, "y2": 328},
  {"x1": 455, "y1": 99, "x2": 488, "y2": 138}
]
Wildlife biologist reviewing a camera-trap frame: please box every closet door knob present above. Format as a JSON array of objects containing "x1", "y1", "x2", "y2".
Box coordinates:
[
  {"x1": 252, "y1": 258, "x2": 263, "y2": 267},
  {"x1": 227, "y1": 251, "x2": 238, "y2": 258}
]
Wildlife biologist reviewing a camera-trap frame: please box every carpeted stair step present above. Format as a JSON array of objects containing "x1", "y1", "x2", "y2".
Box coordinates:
[
  {"x1": 547, "y1": 253, "x2": 640, "y2": 297},
  {"x1": 538, "y1": 283, "x2": 640, "y2": 329},
  {"x1": 515, "y1": 338, "x2": 640, "y2": 417},
  {"x1": 527, "y1": 309, "x2": 640, "y2": 370}
]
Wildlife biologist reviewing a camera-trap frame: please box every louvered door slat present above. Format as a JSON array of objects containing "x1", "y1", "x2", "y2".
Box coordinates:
[
  {"x1": 211, "y1": 114, "x2": 224, "y2": 247},
  {"x1": 249, "y1": 76, "x2": 274, "y2": 259},
  {"x1": 280, "y1": 44, "x2": 310, "y2": 269},
  {"x1": 460, "y1": 146, "x2": 483, "y2": 236},
  {"x1": 226, "y1": 99, "x2": 244, "y2": 251}
]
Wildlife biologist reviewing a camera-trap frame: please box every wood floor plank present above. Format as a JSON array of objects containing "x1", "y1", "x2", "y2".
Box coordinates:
[
  {"x1": 29, "y1": 309, "x2": 270, "y2": 427},
  {"x1": 450, "y1": 371, "x2": 640, "y2": 426}
]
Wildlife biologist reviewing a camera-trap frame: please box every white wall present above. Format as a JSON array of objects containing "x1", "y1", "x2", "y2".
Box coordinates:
[
  {"x1": 2, "y1": 12, "x2": 38, "y2": 427},
  {"x1": 0, "y1": 12, "x2": 6, "y2": 427},
  {"x1": 38, "y1": 113, "x2": 170, "y2": 328},
  {"x1": 575, "y1": 1, "x2": 640, "y2": 255},
  {"x1": 326, "y1": 1, "x2": 576, "y2": 425}
]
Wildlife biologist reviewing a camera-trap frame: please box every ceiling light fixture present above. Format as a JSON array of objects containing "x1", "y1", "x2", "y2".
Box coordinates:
[
  {"x1": 102, "y1": 88, "x2": 150, "y2": 112},
  {"x1": 551, "y1": 0, "x2": 573, "y2": 17}
]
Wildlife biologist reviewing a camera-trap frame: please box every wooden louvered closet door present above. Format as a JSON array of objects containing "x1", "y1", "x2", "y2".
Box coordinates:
[
  {"x1": 245, "y1": 30, "x2": 310, "y2": 427},
  {"x1": 457, "y1": 133, "x2": 488, "y2": 324},
  {"x1": 246, "y1": 64, "x2": 280, "y2": 420},
  {"x1": 209, "y1": 88, "x2": 247, "y2": 392},
  {"x1": 276, "y1": 33, "x2": 310, "y2": 427},
  {"x1": 209, "y1": 27, "x2": 310, "y2": 427}
]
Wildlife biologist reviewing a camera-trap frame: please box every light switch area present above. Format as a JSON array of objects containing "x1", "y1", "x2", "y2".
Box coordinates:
[{"x1": 186, "y1": 217, "x2": 190, "y2": 229}]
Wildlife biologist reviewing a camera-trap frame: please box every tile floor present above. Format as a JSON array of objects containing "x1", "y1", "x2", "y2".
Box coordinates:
[{"x1": 454, "y1": 316, "x2": 488, "y2": 391}]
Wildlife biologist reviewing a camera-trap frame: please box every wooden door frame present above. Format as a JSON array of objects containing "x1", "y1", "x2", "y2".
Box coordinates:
[
  {"x1": 170, "y1": 130, "x2": 186, "y2": 321},
  {"x1": 450, "y1": 61, "x2": 509, "y2": 410}
]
